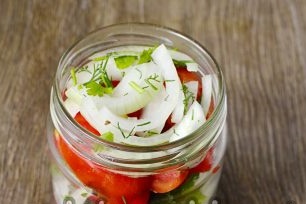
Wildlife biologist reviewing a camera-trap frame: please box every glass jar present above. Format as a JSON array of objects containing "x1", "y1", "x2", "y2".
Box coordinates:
[{"x1": 47, "y1": 23, "x2": 227, "y2": 204}]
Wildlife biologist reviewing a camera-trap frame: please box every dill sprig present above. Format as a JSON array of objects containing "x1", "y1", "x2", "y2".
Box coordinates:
[
  {"x1": 137, "y1": 121, "x2": 151, "y2": 127},
  {"x1": 81, "y1": 56, "x2": 114, "y2": 96},
  {"x1": 182, "y1": 84, "x2": 195, "y2": 115},
  {"x1": 144, "y1": 73, "x2": 161, "y2": 90},
  {"x1": 129, "y1": 81, "x2": 144, "y2": 93},
  {"x1": 116, "y1": 122, "x2": 135, "y2": 139}
]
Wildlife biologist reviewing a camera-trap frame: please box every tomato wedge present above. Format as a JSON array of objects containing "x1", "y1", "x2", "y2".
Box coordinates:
[
  {"x1": 206, "y1": 97, "x2": 215, "y2": 119},
  {"x1": 151, "y1": 170, "x2": 189, "y2": 193},
  {"x1": 74, "y1": 112, "x2": 100, "y2": 136},
  {"x1": 176, "y1": 68, "x2": 202, "y2": 100},
  {"x1": 191, "y1": 147, "x2": 214, "y2": 173},
  {"x1": 56, "y1": 113, "x2": 152, "y2": 199}
]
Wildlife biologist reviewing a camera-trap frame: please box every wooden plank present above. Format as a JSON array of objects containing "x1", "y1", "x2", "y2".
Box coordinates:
[{"x1": 0, "y1": 0, "x2": 305, "y2": 203}]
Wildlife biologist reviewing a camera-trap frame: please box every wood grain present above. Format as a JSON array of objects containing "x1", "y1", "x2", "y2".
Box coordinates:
[{"x1": 0, "y1": 0, "x2": 305, "y2": 203}]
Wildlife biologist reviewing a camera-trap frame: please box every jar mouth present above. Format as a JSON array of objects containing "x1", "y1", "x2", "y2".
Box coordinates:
[{"x1": 52, "y1": 23, "x2": 226, "y2": 169}]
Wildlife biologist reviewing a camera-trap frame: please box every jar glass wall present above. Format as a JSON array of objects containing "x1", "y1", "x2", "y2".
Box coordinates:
[{"x1": 47, "y1": 23, "x2": 227, "y2": 204}]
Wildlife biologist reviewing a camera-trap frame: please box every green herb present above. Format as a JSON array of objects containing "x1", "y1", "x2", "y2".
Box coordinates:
[
  {"x1": 129, "y1": 81, "x2": 144, "y2": 93},
  {"x1": 191, "y1": 109, "x2": 194, "y2": 120},
  {"x1": 138, "y1": 47, "x2": 156, "y2": 64},
  {"x1": 85, "y1": 81, "x2": 105, "y2": 96},
  {"x1": 80, "y1": 192, "x2": 88, "y2": 197},
  {"x1": 93, "y1": 143, "x2": 104, "y2": 153},
  {"x1": 137, "y1": 121, "x2": 151, "y2": 126},
  {"x1": 144, "y1": 73, "x2": 160, "y2": 91},
  {"x1": 136, "y1": 67, "x2": 142, "y2": 79},
  {"x1": 147, "y1": 130, "x2": 158, "y2": 136},
  {"x1": 76, "y1": 65, "x2": 91, "y2": 74},
  {"x1": 70, "y1": 68, "x2": 77, "y2": 85},
  {"x1": 116, "y1": 122, "x2": 135, "y2": 139},
  {"x1": 173, "y1": 128, "x2": 179, "y2": 136},
  {"x1": 114, "y1": 55, "x2": 138, "y2": 69},
  {"x1": 93, "y1": 55, "x2": 107, "y2": 62},
  {"x1": 99, "y1": 56, "x2": 113, "y2": 88},
  {"x1": 77, "y1": 84, "x2": 83, "y2": 90},
  {"x1": 150, "y1": 173, "x2": 206, "y2": 204},
  {"x1": 173, "y1": 59, "x2": 194, "y2": 67},
  {"x1": 182, "y1": 84, "x2": 195, "y2": 115},
  {"x1": 165, "y1": 79, "x2": 175, "y2": 82},
  {"x1": 101, "y1": 131, "x2": 114, "y2": 142},
  {"x1": 82, "y1": 56, "x2": 114, "y2": 96},
  {"x1": 164, "y1": 94, "x2": 169, "y2": 101}
]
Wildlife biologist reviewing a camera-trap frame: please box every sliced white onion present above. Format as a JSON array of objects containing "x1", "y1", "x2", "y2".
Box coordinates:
[
  {"x1": 80, "y1": 97, "x2": 173, "y2": 146},
  {"x1": 169, "y1": 101, "x2": 206, "y2": 142},
  {"x1": 201, "y1": 75, "x2": 212, "y2": 116},
  {"x1": 98, "y1": 107, "x2": 165, "y2": 132},
  {"x1": 171, "y1": 88, "x2": 184, "y2": 123},
  {"x1": 63, "y1": 98, "x2": 80, "y2": 117},
  {"x1": 186, "y1": 62, "x2": 199, "y2": 72},
  {"x1": 140, "y1": 86, "x2": 168, "y2": 134},
  {"x1": 184, "y1": 81, "x2": 199, "y2": 98},
  {"x1": 65, "y1": 86, "x2": 86, "y2": 105},
  {"x1": 119, "y1": 127, "x2": 175, "y2": 146},
  {"x1": 92, "y1": 62, "x2": 163, "y2": 115},
  {"x1": 151, "y1": 44, "x2": 181, "y2": 123}
]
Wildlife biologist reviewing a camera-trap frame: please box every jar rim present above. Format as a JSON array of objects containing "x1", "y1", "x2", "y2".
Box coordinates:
[{"x1": 52, "y1": 23, "x2": 226, "y2": 168}]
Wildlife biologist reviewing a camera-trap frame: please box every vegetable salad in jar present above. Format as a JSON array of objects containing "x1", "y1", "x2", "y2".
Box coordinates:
[{"x1": 48, "y1": 23, "x2": 227, "y2": 204}]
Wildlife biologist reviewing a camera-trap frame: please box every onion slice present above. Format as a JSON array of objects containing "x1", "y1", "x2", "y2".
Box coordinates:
[
  {"x1": 201, "y1": 75, "x2": 212, "y2": 116},
  {"x1": 151, "y1": 44, "x2": 181, "y2": 124},
  {"x1": 169, "y1": 101, "x2": 206, "y2": 142},
  {"x1": 93, "y1": 62, "x2": 164, "y2": 115}
]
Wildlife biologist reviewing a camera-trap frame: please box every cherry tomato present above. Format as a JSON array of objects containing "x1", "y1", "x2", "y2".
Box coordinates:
[
  {"x1": 191, "y1": 147, "x2": 214, "y2": 173},
  {"x1": 151, "y1": 170, "x2": 189, "y2": 193},
  {"x1": 176, "y1": 68, "x2": 202, "y2": 100}
]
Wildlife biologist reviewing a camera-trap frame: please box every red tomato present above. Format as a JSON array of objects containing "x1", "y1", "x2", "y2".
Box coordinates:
[
  {"x1": 56, "y1": 113, "x2": 152, "y2": 199},
  {"x1": 206, "y1": 97, "x2": 215, "y2": 119},
  {"x1": 74, "y1": 112, "x2": 100, "y2": 136},
  {"x1": 151, "y1": 170, "x2": 189, "y2": 193},
  {"x1": 127, "y1": 109, "x2": 143, "y2": 119},
  {"x1": 112, "y1": 80, "x2": 120, "y2": 87},
  {"x1": 162, "y1": 114, "x2": 175, "y2": 132},
  {"x1": 191, "y1": 147, "x2": 214, "y2": 173},
  {"x1": 176, "y1": 68, "x2": 202, "y2": 100},
  {"x1": 57, "y1": 135, "x2": 152, "y2": 198}
]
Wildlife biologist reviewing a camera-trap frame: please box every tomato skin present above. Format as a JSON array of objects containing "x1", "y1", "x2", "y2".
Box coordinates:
[
  {"x1": 57, "y1": 134, "x2": 152, "y2": 198},
  {"x1": 151, "y1": 170, "x2": 189, "y2": 193},
  {"x1": 191, "y1": 147, "x2": 214, "y2": 173},
  {"x1": 206, "y1": 96, "x2": 215, "y2": 119},
  {"x1": 176, "y1": 68, "x2": 202, "y2": 100},
  {"x1": 127, "y1": 109, "x2": 143, "y2": 119},
  {"x1": 55, "y1": 113, "x2": 152, "y2": 199},
  {"x1": 74, "y1": 112, "x2": 100, "y2": 136},
  {"x1": 112, "y1": 80, "x2": 120, "y2": 87}
]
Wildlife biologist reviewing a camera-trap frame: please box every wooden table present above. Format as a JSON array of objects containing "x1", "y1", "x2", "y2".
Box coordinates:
[{"x1": 0, "y1": 0, "x2": 305, "y2": 203}]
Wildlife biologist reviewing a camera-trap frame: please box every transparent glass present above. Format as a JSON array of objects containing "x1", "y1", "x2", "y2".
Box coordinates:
[{"x1": 47, "y1": 23, "x2": 227, "y2": 204}]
